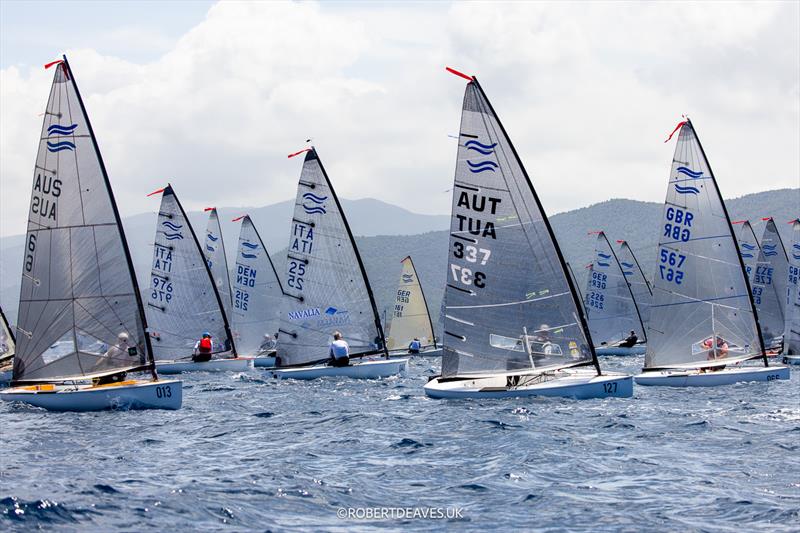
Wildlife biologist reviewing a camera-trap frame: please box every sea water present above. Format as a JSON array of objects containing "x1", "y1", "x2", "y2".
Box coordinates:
[{"x1": 1, "y1": 356, "x2": 798, "y2": 531}]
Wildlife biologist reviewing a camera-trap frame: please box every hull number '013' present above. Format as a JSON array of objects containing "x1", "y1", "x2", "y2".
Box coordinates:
[{"x1": 155, "y1": 385, "x2": 172, "y2": 398}]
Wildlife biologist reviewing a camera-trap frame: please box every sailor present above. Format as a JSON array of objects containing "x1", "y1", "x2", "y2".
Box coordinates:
[
  {"x1": 535, "y1": 324, "x2": 556, "y2": 355},
  {"x1": 618, "y1": 330, "x2": 638, "y2": 348},
  {"x1": 329, "y1": 331, "x2": 350, "y2": 367},
  {"x1": 193, "y1": 332, "x2": 214, "y2": 362},
  {"x1": 93, "y1": 332, "x2": 133, "y2": 385},
  {"x1": 702, "y1": 335, "x2": 729, "y2": 360},
  {"x1": 408, "y1": 337, "x2": 421, "y2": 354},
  {"x1": 258, "y1": 333, "x2": 276, "y2": 354}
]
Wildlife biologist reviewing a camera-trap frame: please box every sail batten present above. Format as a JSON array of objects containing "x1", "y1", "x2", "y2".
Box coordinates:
[
  {"x1": 644, "y1": 119, "x2": 765, "y2": 370},
  {"x1": 276, "y1": 148, "x2": 386, "y2": 366},
  {"x1": 231, "y1": 216, "x2": 283, "y2": 354},
  {"x1": 441, "y1": 79, "x2": 597, "y2": 378},
  {"x1": 13, "y1": 57, "x2": 154, "y2": 383},
  {"x1": 145, "y1": 186, "x2": 236, "y2": 360}
]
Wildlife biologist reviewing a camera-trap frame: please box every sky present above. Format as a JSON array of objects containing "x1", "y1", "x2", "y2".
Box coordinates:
[{"x1": 0, "y1": 0, "x2": 798, "y2": 238}]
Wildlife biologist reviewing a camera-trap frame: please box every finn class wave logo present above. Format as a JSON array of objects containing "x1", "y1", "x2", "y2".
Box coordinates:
[
  {"x1": 762, "y1": 243, "x2": 778, "y2": 257},
  {"x1": 467, "y1": 160, "x2": 498, "y2": 173},
  {"x1": 596, "y1": 261, "x2": 610, "y2": 267},
  {"x1": 302, "y1": 192, "x2": 328, "y2": 215},
  {"x1": 402, "y1": 273, "x2": 414, "y2": 283},
  {"x1": 161, "y1": 220, "x2": 184, "y2": 240},
  {"x1": 464, "y1": 140, "x2": 497, "y2": 155},
  {"x1": 597, "y1": 253, "x2": 612, "y2": 259},
  {"x1": 207, "y1": 233, "x2": 219, "y2": 242},
  {"x1": 48, "y1": 123, "x2": 77, "y2": 136},
  {"x1": 676, "y1": 166, "x2": 703, "y2": 178},
  {"x1": 620, "y1": 261, "x2": 634, "y2": 268},
  {"x1": 206, "y1": 244, "x2": 215, "y2": 253},
  {"x1": 674, "y1": 184, "x2": 700, "y2": 195},
  {"x1": 241, "y1": 241, "x2": 259, "y2": 259},
  {"x1": 740, "y1": 243, "x2": 756, "y2": 251}
]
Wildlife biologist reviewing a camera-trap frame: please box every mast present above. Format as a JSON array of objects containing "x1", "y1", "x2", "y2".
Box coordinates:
[
  {"x1": 471, "y1": 77, "x2": 601, "y2": 375},
  {"x1": 64, "y1": 56, "x2": 157, "y2": 379},
  {"x1": 687, "y1": 118, "x2": 767, "y2": 366},
  {"x1": 314, "y1": 148, "x2": 388, "y2": 357}
]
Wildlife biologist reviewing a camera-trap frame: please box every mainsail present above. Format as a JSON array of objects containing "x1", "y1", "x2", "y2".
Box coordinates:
[
  {"x1": 584, "y1": 232, "x2": 646, "y2": 346},
  {"x1": 385, "y1": 256, "x2": 437, "y2": 350},
  {"x1": 203, "y1": 208, "x2": 233, "y2": 321},
  {"x1": 617, "y1": 240, "x2": 653, "y2": 328},
  {"x1": 0, "y1": 306, "x2": 16, "y2": 364},
  {"x1": 276, "y1": 148, "x2": 386, "y2": 366},
  {"x1": 751, "y1": 218, "x2": 788, "y2": 348},
  {"x1": 13, "y1": 56, "x2": 154, "y2": 383},
  {"x1": 785, "y1": 218, "x2": 800, "y2": 355},
  {"x1": 644, "y1": 119, "x2": 765, "y2": 370},
  {"x1": 441, "y1": 77, "x2": 597, "y2": 377},
  {"x1": 734, "y1": 220, "x2": 760, "y2": 282},
  {"x1": 231, "y1": 215, "x2": 283, "y2": 354},
  {"x1": 146, "y1": 186, "x2": 235, "y2": 360}
]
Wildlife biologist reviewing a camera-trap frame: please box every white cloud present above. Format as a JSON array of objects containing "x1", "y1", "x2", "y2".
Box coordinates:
[{"x1": 1, "y1": 1, "x2": 797, "y2": 238}]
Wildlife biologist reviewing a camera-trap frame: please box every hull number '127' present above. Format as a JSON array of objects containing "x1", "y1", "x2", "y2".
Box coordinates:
[{"x1": 603, "y1": 381, "x2": 618, "y2": 394}]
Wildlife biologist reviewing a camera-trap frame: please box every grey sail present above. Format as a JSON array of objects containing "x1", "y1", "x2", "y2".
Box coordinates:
[
  {"x1": 617, "y1": 240, "x2": 653, "y2": 328},
  {"x1": 751, "y1": 218, "x2": 788, "y2": 349},
  {"x1": 231, "y1": 215, "x2": 283, "y2": 354},
  {"x1": 584, "y1": 232, "x2": 646, "y2": 346},
  {"x1": 13, "y1": 57, "x2": 153, "y2": 383},
  {"x1": 203, "y1": 208, "x2": 233, "y2": 322},
  {"x1": 644, "y1": 120, "x2": 765, "y2": 370},
  {"x1": 735, "y1": 220, "x2": 760, "y2": 283},
  {"x1": 277, "y1": 148, "x2": 386, "y2": 366},
  {"x1": 785, "y1": 218, "x2": 800, "y2": 355},
  {"x1": 146, "y1": 186, "x2": 235, "y2": 360},
  {"x1": 441, "y1": 79, "x2": 597, "y2": 377},
  {"x1": 0, "y1": 305, "x2": 16, "y2": 364}
]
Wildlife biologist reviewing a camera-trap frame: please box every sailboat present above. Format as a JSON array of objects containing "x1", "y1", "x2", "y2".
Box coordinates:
[
  {"x1": 616, "y1": 240, "x2": 653, "y2": 329},
  {"x1": 585, "y1": 232, "x2": 647, "y2": 356},
  {"x1": 268, "y1": 147, "x2": 408, "y2": 380},
  {"x1": 203, "y1": 207, "x2": 233, "y2": 324},
  {"x1": 0, "y1": 56, "x2": 181, "y2": 410},
  {"x1": 386, "y1": 256, "x2": 441, "y2": 357},
  {"x1": 754, "y1": 217, "x2": 789, "y2": 352},
  {"x1": 230, "y1": 214, "x2": 283, "y2": 367},
  {"x1": 424, "y1": 69, "x2": 632, "y2": 399},
  {"x1": 783, "y1": 218, "x2": 800, "y2": 365},
  {"x1": 145, "y1": 186, "x2": 252, "y2": 374},
  {"x1": 634, "y1": 119, "x2": 789, "y2": 386},
  {"x1": 0, "y1": 306, "x2": 16, "y2": 381}
]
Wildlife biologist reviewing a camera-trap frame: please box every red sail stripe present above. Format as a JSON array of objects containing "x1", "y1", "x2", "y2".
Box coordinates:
[
  {"x1": 587, "y1": 230, "x2": 603, "y2": 235},
  {"x1": 44, "y1": 60, "x2": 64, "y2": 69},
  {"x1": 146, "y1": 187, "x2": 166, "y2": 197},
  {"x1": 204, "y1": 207, "x2": 215, "y2": 212},
  {"x1": 288, "y1": 148, "x2": 311, "y2": 158},
  {"x1": 761, "y1": 217, "x2": 772, "y2": 221},
  {"x1": 664, "y1": 120, "x2": 687, "y2": 143},
  {"x1": 731, "y1": 220, "x2": 747, "y2": 224},
  {"x1": 446, "y1": 66, "x2": 474, "y2": 81},
  {"x1": 231, "y1": 215, "x2": 247, "y2": 222},
  {"x1": 616, "y1": 240, "x2": 626, "y2": 244}
]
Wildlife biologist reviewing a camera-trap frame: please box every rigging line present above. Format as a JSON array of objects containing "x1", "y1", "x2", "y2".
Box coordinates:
[{"x1": 449, "y1": 291, "x2": 570, "y2": 310}]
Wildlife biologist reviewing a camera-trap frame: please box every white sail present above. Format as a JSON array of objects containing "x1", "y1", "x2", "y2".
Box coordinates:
[
  {"x1": 231, "y1": 215, "x2": 283, "y2": 354},
  {"x1": 785, "y1": 218, "x2": 800, "y2": 355},
  {"x1": 203, "y1": 208, "x2": 233, "y2": 321},
  {"x1": 735, "y1": 220, "x2": 760, "y2": 282},
  {"x1": 0, "y1": 306, "x2": 16, "y2": 363},
  {"x1": 584, "y1": 232, "x2": 646, "y2": 346},
  {"x1": 276, "y1": 148, "x2": 386, "y2": 366},
  {"x1": 146, "y1": 186, "x2": 235, "y2": 360},
  {"x1": 13, "y1": 57, "x2": 153, "y2": 382},
  {"x1": 617, "y1": 240, "x2": 653, "y2": 328},
  {"x1": 751, "y1": 218, "x2": 788, "y2": 348},
  {"x1": 645, "y1": 120, "x2": 764, "y2": 370},
  {"x1": 385, "y1": 256, "x2": 436, "y2": 350},
  {"x1": 441, "y1": 78, "x2": 596, "y2": 377}
]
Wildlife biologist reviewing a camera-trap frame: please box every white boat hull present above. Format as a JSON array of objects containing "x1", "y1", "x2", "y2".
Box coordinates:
[
  {"x1": 253, "y1": 355, "x2": 277, "y2": 368},
  {"x1": 156, "y1": 357, "x2": 253, "y2": 374},
  {"x1": 424, "y1": 368, "x2": 633, "y2": 399},
  {"x1": 0, "y1": 379, "x2": 182, "y2": 411},
  {"x1": 782, "y1": 355, "x2": 800, "y2": 366},
  {"x1": 269, "y1": 358, "x2": 409, "y2": 380},
  {"x1": 388, "y1": 346, "x2": 443, "y2": 358},
  {"x1": 595, "y1": 345, "x2": 646, "y2": 356},
  {"x1": 634, "y1": 365, "x2": 790, "y2": 387}
]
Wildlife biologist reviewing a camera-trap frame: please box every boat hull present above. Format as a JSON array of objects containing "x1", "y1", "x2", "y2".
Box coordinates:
[
  {"x1": 634, "y1": 366, "x2": 790, "y2": 387},
  {"x1": 156, "y1": 357, "x2": 253, "y2": 374},
  {"x1": 388, "y1": 347, "x2": 443, "y2": 358},
  {"x1": 782, "y1": 355, "x2": 800, "y2": 366},
  {"x1": 269, "y1": 358, "x2": 409, "y2": 380},
  {"x1": 595, "y1": 345, "x2": 646, "y2": 356},
  {"x1": 0, "y1": 379, "x2": 182, "y2": 411},
  {"x1": 424, "y1": 369, "x2": 633, "y2": 399},
  {"x1": 253, "y1": 355, "x2": 277, "y2": 368}
]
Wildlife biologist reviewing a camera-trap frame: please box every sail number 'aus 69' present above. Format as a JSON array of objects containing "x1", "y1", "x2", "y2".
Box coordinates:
[{"x1": 658, "y1": 249, "x2": 686, "y2": 285}]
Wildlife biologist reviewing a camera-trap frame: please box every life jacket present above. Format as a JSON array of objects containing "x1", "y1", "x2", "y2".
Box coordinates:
[{"x1": 199, "y1": 337, "x2": 213, "y2": 353}]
